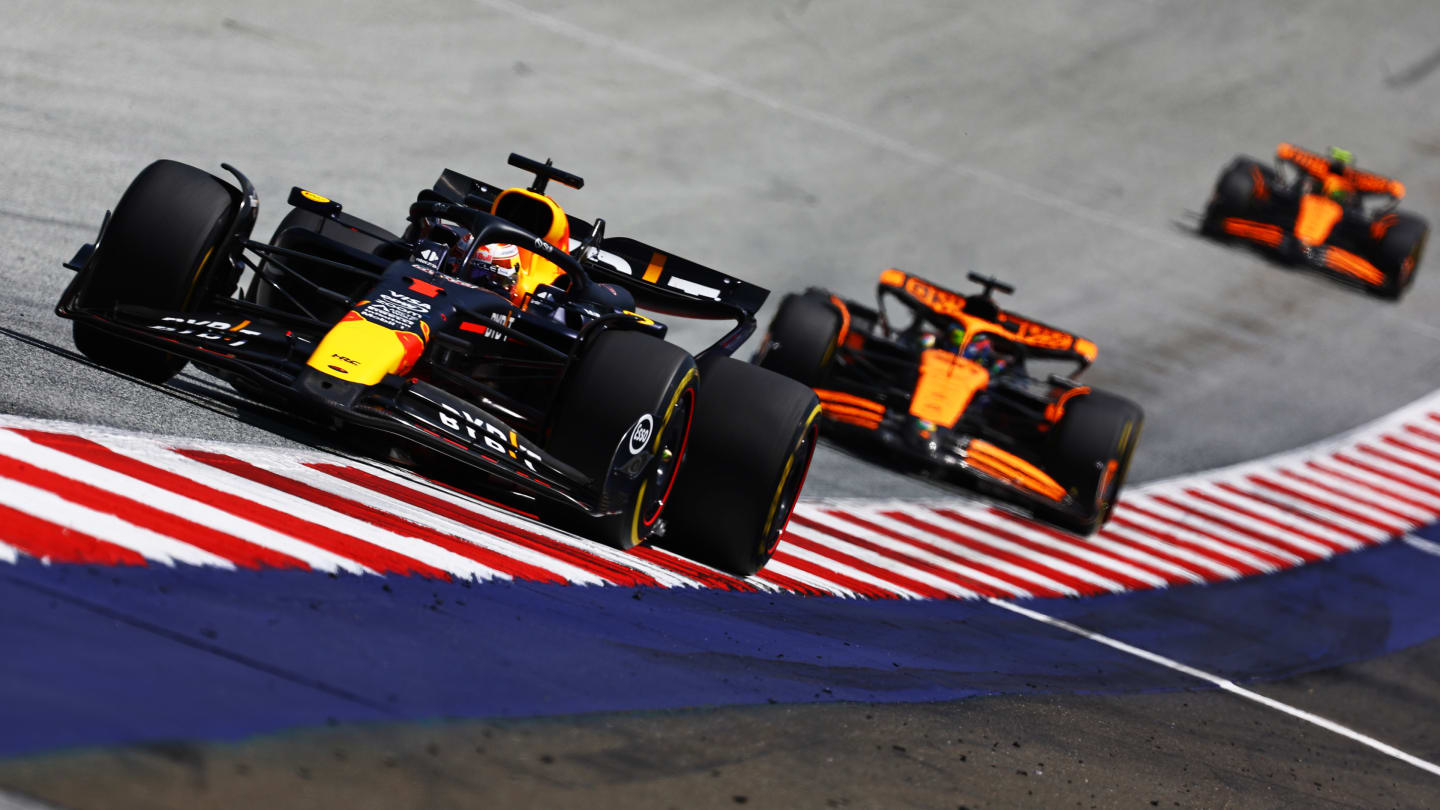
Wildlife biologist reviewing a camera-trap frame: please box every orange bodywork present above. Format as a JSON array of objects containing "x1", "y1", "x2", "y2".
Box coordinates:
[
  {"x1": 1043, "y1": 385, "x2": 1091, "y2": 426},
  {"x1": 1372, "y1": 213, "x2": 1398, "y2": 241},
  {"x1": 815, "y1": 388, "x2": 884, "y2": 430},
  {"x1": 490, "y1": 187, "x2": 571, "y2": 305},
  {"x1": 1276, "y1": 143, "x2": 1405, "y2": 199},
  {"x1": 908, "y1": 350, "x2": 989, "y2": 429},
  {"x1": 829, "y1": 295, "x2": 851, "y2": 350},
  {"x1": 964, "y1": 439, "x2": 1067, "y2": 502},
  {"x1": 1294, "y1": 194, "x2": 1343, "y2": 246},
  {"x1": 1222, "y1": 217, "x2": 1285, "y2": 247},
  {"x1": 305, "y1": 310, "x2": 428, "y2": 385},
  {"x1": 1250, "y1": 165, "x2": 1269, "y2": 201},
  {"x1": 1321, "y1": 247, "x2": 1384, "y2": 285}
]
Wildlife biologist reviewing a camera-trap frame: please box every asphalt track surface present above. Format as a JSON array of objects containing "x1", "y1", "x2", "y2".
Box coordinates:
[{"x1": 3, "y1": 0, "x2": 1440, "y2": 807}]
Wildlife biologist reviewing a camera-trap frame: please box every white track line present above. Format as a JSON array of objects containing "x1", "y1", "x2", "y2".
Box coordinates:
[
  {"x1": 990, "y1": 598, "x2": 1440, "y2": 778},
  {"x1": 0, "y1": 790, "x2": 63, "y2": 810},
  {"x1": 1402, "y1": 534, "x2": 1440, "y2": 557}
]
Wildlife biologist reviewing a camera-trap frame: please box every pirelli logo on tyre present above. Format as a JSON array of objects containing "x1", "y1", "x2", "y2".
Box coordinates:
[{"x1": 628, "y1": 413, "x2": 653, "y2": 455}]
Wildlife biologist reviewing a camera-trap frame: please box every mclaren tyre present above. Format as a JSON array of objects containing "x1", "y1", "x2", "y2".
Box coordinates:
[
  {"x1": 662, "y1": 357, "x2": 822, "y2": 576},
  {"x1": 1046, "y1": 390, "x2": 1143, "y2": 536},
  {"x1": 1201, "y1": 156, "x2": 1277, "y2": 237},
  {"x1": 547, "y1": 329, "x2": 698, "y2": 550},
  {"x1": 1374, "y1": 212, "x2": 1429, "y2": 300},
  {"x1": 71, "y1": 159, "x2": 240, "y2": 383},
  {"x1": 754, "y1": 292, "x2": 843, "y2": 387}
]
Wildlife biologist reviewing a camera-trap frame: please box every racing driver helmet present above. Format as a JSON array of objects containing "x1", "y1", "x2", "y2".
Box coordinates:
[{"x1": 470, "y1": 242, "x2": 522, "y2": 291}]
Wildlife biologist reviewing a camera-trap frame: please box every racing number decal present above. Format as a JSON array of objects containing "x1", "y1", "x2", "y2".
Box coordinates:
[{"x1": 999, "y1": 314, "x2": 1077, "y2": 351}]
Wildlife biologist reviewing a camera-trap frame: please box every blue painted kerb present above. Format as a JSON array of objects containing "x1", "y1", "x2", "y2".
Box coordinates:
[{"x1": 3, "y1": 524, "x2": 1440, "y2": 758}]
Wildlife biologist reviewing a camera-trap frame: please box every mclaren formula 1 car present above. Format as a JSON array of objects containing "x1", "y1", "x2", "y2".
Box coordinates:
[
  {"x1": 58, "y1": 154, "x2": 822, "y2": 575},
  {"x1": 754, "y1": 270, "x2": 1142, "y2": 535},
  {"x1": 1201, "y1": 143, "x2": 1429, "y2": 299}
]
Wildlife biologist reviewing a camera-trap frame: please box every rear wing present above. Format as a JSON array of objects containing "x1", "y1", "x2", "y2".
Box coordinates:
[
  {"x1": 878, "y1": 269, "x2": 1097, "y2": 369},
  {"x1": 434, "y1": 168, "x2": 765, "y2": 309},
  {"x1": 431, "y1": 167, "x2": 769, "y2": 354},
  {"x1": 995, "y1": 310, "x2": 1097, "y2": 367},
  {"x1": 582, "y1": 236, "x2": 768, "y2": 320}
]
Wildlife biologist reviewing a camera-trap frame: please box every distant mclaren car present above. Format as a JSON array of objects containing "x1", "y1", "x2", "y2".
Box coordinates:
[
  {"x1": 1201, "y1": 143, "x2": 1428, "y2": 299},
  {"x1": 755, "y1": 270, "x2": 1142, "y2": 535},
  {"x1": 57, "y1": 154, "x2": 822, "y2": 575}
]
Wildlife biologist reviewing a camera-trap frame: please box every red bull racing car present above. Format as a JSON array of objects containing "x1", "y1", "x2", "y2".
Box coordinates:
[
  {"x1": 57, "y1": 154, "x2": 821, "y2": 575},
  {"x1": 1201, "y1": 143, "x2": 1429, "y2": 299},
  {"x1": 755, "y1": 270, "x2": 1142, "y2": 535}
]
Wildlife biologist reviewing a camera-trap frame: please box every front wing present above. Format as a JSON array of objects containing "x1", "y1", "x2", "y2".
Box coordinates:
[
  {"x1": 56, "y1": 298, "x2": 641, "y2": 517},
  {"x1": 811, "y1": 391, "x2": 1087, "y2": 527}
]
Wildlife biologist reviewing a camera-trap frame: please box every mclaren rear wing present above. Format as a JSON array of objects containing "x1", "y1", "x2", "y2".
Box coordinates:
[{"x1": 879, "y1": 268, "x2": 1097, "y2": 371}]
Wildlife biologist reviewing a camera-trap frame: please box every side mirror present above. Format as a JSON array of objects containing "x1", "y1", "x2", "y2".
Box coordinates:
[{"x1": 288, "y1": 186, "x2": 342, "y2": 217}]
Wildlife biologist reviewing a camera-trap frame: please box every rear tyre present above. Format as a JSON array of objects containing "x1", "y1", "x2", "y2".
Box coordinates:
[
  {"x1": 753, "y1": 292, "x2": 843, "y2": 387},
  {"x1": 1374, "y1": 213, "x2": 1429, "y2": 300},
  {"x1": 72, "y1": 160, "x2": 240, "y2": 383},
  {"x1": 661, "y1": 357, "x2": 823, "y2": 576},
  {"x1": 248, "y1": 207, "x2": 398, "y2": 321},
  {"x1": 547, "y1": 330, "x2": 698, "y2": 550},
  {"x1": 1201, "y1": 157, "x2": 1275, "y2": 237},
  {"x1": 1046, "y1": 390, "x2": 1143, "y2": 535}
]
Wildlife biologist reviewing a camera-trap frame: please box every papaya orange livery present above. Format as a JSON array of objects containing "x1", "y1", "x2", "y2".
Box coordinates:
[
  {"x1": 909, "y1": 350, "x2": 988, "y2": 429},
  {"x1": 756, "y1": 267, "x2": 1142, "y2": 537},
  {"x1": 1202, "y1": 143, "x2": 1427, "y2": 299}
]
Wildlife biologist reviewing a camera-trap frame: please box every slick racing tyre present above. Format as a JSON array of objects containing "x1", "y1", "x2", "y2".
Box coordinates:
[
  {"x1": 1046, "y1": 390, "x2": 1143, "y2": 536},
  {"x1": 753, "y1": 292, "x2": 843, "y2": 387},
  {"x1": 1374, "y1": 212, "x2": 1429, "y2": 300},
  {"x1": 248, "y1": 206, "x2": 399, "y2": 322},
  {"x1": 548, "y1": 329, "x2": 698, "y2": 550},
  {"x1": 661, "y1": 357, "x2": 823, "y2": 576},
  {"x1": 1201, "y1": 157, "x2": 1277, "y2": 237},
  {"x1": 72, "y1": 160, "x2": 240, "y2": 383}
]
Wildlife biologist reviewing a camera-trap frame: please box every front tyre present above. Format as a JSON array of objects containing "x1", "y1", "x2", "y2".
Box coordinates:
[
  {"x1": 1374, "y1": 213, "x2": 1429, "y2": 300},
  {"x1": 1046, "y1": 390, "x2": 1143, "y2": 535},
  {"x1": 72, "y1": 160, "x2": 240, "y2": 383},
  {"x1": 547, "y1": 330, "x2": 698, "y2": 550},
  {"x1": 661, "y1": 357, "x2": 823, "y2": 576}
]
